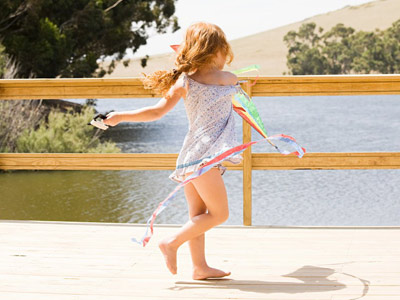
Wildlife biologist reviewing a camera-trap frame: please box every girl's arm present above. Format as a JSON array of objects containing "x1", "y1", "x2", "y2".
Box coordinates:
[{"x1": 103, "y1": 78, "x2": 187, "y2": 127}]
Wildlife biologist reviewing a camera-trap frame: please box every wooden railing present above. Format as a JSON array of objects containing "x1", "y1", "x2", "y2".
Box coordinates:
[{"x1": 1, "y1": 75, "x2": 400, "y2": 225}]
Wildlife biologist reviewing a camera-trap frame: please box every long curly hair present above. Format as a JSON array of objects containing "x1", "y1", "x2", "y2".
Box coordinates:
[{"x1": 141, "y1": 22, "x2": 234, "y2": 95}]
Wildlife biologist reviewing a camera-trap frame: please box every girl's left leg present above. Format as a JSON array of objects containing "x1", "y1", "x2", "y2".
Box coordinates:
[{"x1": 158, "y1": 168, "x2": 230, "y2": 275}]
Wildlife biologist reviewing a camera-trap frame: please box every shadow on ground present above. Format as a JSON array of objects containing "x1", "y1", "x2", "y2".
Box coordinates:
[{"x1": 171, "y1": 265, "x2": 370, "y2": 300}]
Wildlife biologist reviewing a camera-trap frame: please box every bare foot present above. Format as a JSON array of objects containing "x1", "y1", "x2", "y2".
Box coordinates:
[
  {"x1": 158, "y1": 239, "x2": 178, "y2": 275},
  {"x1": 193, "y1": 266, "x2": 231, "y2": 280}
]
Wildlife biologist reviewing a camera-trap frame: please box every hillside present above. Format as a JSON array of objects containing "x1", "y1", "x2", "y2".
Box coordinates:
[{"x1": 101, "y1": 0, "x2": 400, "y2": 77}]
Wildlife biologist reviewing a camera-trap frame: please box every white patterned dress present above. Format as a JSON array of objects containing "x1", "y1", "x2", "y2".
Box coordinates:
[{"x1": 169, "y1": 73, "x2": 243, "y2": 183}]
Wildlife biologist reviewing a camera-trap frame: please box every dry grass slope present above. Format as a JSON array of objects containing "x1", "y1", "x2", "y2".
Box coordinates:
[{"x1": 101, "y1": 0, "x2": 400, "y2": 77}]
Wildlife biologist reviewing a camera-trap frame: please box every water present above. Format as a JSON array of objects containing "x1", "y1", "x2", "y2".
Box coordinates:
[{"x1": 1, "y1": 95, "x2": 399, "y2": 225}]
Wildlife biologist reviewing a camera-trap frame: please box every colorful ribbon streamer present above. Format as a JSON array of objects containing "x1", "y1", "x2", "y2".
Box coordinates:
[
  {"x1": 232, "y1": 64, "x2": 260, "y2": 87},
  {"x1": 132, "y1": 134, "x2": 305, "y2": 247}
]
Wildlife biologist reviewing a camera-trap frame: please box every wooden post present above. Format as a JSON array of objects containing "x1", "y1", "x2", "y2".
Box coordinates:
[{"x1": 241, "y1": 81, "x2": 252, "y2": 226}]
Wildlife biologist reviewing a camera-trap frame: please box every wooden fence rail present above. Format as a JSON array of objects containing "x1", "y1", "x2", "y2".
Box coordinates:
[
  {"x1": 1, "y1": 152, "x2": 399, "y2": 171},
  {"x1": 1, "y1": 75, "x2": 400, "y2": 225}
]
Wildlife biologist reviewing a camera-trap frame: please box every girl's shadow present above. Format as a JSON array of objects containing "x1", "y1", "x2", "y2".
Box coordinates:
[{"x1": 171, "y1": 265, "x2": 369, "y2": 299}]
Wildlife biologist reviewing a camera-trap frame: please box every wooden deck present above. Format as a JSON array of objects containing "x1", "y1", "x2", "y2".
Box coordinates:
[{"x1": 1, "y1": 220, "x2": 399, "y2": 299}]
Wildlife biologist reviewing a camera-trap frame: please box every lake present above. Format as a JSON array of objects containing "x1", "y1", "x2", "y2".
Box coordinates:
[{"x1": 1, "y1": 94, "x2": 399, "y2": 225}]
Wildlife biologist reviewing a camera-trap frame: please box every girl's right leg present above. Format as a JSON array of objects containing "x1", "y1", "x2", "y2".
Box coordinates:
[
  {"x1": 184, "y1": 181, "x2": 231, "y2": 279},
  {"x1": 158, "y1": 168, "x2": 230, "y2": 275}
]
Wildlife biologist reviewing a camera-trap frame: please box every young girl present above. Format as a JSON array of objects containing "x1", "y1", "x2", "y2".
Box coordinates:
[{"x1": 104, "y1": 22, "x2": 243, "y2": 280}]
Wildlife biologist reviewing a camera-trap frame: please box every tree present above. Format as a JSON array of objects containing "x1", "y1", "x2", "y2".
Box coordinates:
[
  {"x1": 283, "y1": 23, "x2": 328, "y2": 75},
  {"x1": 377, "y1": 20, "x2": 400, "y2": 73},
  {"x1": 284, "y1": 20, "x2": 400, "y2": 75},
  {"x1": 0, "y1": 0, "x2": 179, "y2": 78}
]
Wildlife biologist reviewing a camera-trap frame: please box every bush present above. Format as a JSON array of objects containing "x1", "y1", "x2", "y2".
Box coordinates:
[
  {"x1": 0, "y1": 100, "x2": 46, "y2": 152},
  {"x1": 16, "y1": 105, "x2": 120, "y2": 153}
]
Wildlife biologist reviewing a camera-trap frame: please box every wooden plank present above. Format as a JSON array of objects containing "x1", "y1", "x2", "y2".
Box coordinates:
[
  {"x1": 1, "y1": 152, "x2": 399, "y2": 170},
  {"x1": 0, "y1": 86, "x2": 157, "y2": 99},
  {"x1": 0, "y1": 153, "x2": 177, "y2": 170},
  {"x1": 252, "y1": 152, "x2": 400, "y2": 170},
  {"x1": 0, "y1": 78, "x2": 157, "y2": 99},
  {"x1": 0, "y1": 78, "x2": 146, "y2": 85},
  {"x1": 250, "y1": 75, "x2": 400, "y2": 96},
  {"x1": 0, "y1": 78, "x2": 160, "y2": 99},
  {"x1": 2, "y1": 75, "x2": 400, "y2": 100},
  {"x1": 0, "y1": 153, "x2": 243, "y2": 170},
  {"x1": 241, "y1": 81, "x2": 252, "y2": 226}
]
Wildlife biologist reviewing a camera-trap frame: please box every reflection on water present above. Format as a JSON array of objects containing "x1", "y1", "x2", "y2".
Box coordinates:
[
  {"x1": 0, "y1": 169, "x2": 243, "y2": 224},
  {"x1": 1, "y1": 95, "x2": 399, "y2": 225},
  {"x1": 0, "y1": 169, "x2": 183, "y2": 223}
]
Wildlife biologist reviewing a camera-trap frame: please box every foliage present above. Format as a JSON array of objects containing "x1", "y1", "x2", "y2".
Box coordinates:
[
  {"x1": 15, "y1": 105, "x2": 121, "y2": 153},
  {"x1": 284, "y1": 20, "x2": 400, "y2": 75},
  {"x1": 0, "y1": 100, "x2": 46, "y2": 152},
  {"x1": 0, "y1": 44, "x2": 6, "y2": 78},
  {"x1": 0, "y1": 0, "x2": 179, "y2": 78}
]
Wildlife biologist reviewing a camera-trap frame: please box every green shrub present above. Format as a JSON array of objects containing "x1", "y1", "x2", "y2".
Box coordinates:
[
  {"x1": 0, "y1": 100, "x2": 46, "y2": 153},
  {"x1": 16, "y1": 106, "x2": 120, "y2": 153}
]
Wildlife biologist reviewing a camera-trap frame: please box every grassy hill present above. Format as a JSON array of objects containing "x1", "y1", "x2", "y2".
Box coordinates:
[{"x1": 101, "y1": 0, "x2": 400, "y2": 77}]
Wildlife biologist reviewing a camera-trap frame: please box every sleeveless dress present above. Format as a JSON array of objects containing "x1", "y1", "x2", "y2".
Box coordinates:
[{"x1": 169, "y1": 73, "x2": 243, "y2": 183}]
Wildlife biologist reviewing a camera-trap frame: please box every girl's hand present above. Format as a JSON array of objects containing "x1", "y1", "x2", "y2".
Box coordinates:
[{"x1": 103, "y1": 112, "x2": 122, "y2": 127}]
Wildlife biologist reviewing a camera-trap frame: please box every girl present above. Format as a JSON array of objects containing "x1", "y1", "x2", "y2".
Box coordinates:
[{"x1": 104, "y1": 22, "x2": 243, "y2": 280}]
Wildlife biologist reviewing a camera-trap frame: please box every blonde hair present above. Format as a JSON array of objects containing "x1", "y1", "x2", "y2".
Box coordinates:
[{"x1": 141, "y1": 22, "x2": 234, "y2": 95}]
